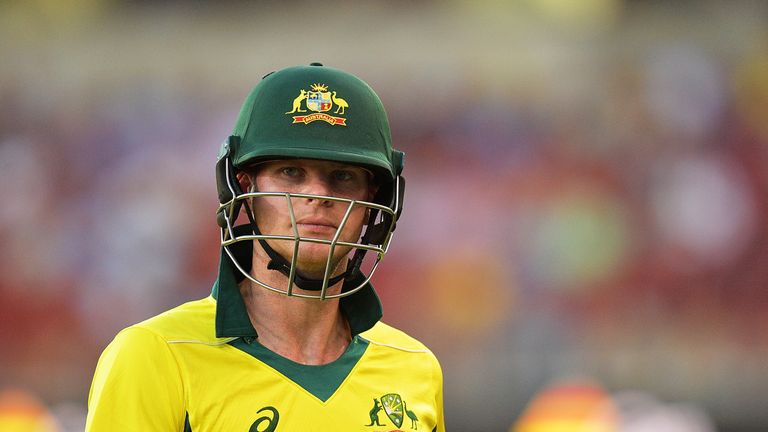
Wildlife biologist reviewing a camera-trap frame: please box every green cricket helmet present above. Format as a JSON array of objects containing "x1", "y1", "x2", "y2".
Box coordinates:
[{"x1": 216, "y1": 63, "x2": 405, "y2": 300}]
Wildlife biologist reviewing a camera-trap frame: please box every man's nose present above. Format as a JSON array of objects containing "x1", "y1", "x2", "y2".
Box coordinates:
[{"x1": 301, "y1": 175, "x2": 334, "y2": 205}]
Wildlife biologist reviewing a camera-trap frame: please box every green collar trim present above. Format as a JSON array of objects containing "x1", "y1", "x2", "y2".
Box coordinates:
[
  {"x1": 212, "y1": 238, "x2": 383, "y2": 338},
  {"x1": 229, "y1": 335, "x2": 369, "y2": 402}
]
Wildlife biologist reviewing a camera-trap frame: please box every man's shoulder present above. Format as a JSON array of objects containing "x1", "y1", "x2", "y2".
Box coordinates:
[
  {"x1": 124, "y1": 295, "x2": 224, "y2": 345},
  {"x1": 359, "y1": 321, "x2": 436, "y2": 357}
]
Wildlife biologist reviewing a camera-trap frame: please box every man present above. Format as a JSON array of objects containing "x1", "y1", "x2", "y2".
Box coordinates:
[{"x1": 86, "y1": 63, "x2": 445, "y2": 431}]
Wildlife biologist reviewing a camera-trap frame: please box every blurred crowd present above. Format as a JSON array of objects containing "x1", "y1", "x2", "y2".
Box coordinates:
[{"x1": 1, "y1": 1, "x2": 767, "y2": 431}]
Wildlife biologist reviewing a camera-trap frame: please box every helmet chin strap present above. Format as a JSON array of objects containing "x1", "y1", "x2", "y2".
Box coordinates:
[
  {"x1": 259, "y1": 235, "x2": 348, "y2": 292},
  {"x1": 243, "y1": 202, "x2": 348, "y2": 292}
]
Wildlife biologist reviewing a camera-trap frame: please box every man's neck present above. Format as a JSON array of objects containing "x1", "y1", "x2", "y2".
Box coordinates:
[{"x1": 239, "y1": 277, "x2": 352, "y2": 366}]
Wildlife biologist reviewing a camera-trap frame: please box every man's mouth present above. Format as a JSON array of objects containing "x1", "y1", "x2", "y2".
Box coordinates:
[{"x1": 296, "y1": 218, "x2": 338, "y2": 233}]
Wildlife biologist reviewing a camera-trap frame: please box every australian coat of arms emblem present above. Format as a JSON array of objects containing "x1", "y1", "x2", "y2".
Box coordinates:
[
  {"x1": 286, "y1": 83, "x2": 348, "y2": 126},
  {"x1": 366, "y1": 393, "x2": 420, "y2": 430}
]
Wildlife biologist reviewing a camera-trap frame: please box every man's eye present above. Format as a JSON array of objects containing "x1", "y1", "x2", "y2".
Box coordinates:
[
  {"x1": 281, "y1": 167, "x2": 301, "y2": 177},
  {"x1": 333, "y1": 170, "x2": 355, "y2": 182}
]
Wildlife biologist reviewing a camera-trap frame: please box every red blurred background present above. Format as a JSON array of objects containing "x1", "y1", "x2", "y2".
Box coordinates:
[{"x1": 1, "y1": 1, "x2": 767, "y2": 430}]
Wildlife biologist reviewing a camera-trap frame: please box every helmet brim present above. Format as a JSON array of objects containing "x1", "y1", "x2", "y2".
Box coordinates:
[{"x1": 234, "y1": 144, "x2": 395, "y2": 182}]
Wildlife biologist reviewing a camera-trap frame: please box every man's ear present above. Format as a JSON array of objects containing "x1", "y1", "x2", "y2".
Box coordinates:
[{"x1": 236, "y1": 172, "x2": 253, "y2": 193}]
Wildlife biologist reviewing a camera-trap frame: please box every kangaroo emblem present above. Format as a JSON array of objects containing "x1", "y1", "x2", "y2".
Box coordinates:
[
  {"x1": 365, "y1": 398, "x2": 385, "y2": 426},
  {"x1": 286, "y1": 89, "x2": 307, "y2": 114}
]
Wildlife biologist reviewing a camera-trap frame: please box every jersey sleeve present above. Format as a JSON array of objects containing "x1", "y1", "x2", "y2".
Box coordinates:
[{"x1": 85, "y1": 326, "x2": 186, "y2": 431}]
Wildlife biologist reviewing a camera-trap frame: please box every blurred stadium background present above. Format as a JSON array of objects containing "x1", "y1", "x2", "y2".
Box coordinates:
[{"x1": 1, "y1": 0, "x2": 767, "y2": 431}]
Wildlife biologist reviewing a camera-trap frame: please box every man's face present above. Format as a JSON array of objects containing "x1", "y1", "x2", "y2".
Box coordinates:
[{"x1": 245, "y1": 158, "x2": 376, "y2": 279}]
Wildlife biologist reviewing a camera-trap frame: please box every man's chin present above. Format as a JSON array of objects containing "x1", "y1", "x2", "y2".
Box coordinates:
[
  {"x1": 297, "y1": 243, "x2": 352, "y2": 261},
  {"x1": 262, "y1": 243, "x2": 352, "y2": 277},
  {"x1": 293, "y1": 262, "x2": 344, "y2": 280},
  {"x1": 292, "y1": 255, "x2": 350, "y2": 280}
]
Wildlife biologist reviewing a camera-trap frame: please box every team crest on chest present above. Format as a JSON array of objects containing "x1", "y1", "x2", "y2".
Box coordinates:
[
  {"x1": 365, "y1": 392, "x2": 421, "y2": 431},
  {"x1": 285, "y1": 83, "x2": 348, "y2": 126}
]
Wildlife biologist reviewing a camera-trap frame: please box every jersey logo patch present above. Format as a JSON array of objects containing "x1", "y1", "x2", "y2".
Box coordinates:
[
  {"x1": 286, "y1": 83, "x2": 348, "y2": 126},
  {"x1": 365, "y1": 393, "x2": 420, "y2": 430},
  {"x1": 249, "y1": 406, "x2": 279, "y2": 432}
]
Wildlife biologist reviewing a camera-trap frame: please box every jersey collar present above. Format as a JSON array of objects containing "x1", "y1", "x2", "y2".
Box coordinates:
[{"x1": 211, "y1": 236, "x2": 383, "y2": 338}]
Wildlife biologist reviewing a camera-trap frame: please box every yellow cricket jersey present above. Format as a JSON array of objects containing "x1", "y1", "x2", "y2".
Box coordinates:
[{"x1": 86, "y1": 276, "x2": 445, "y2": 432}]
